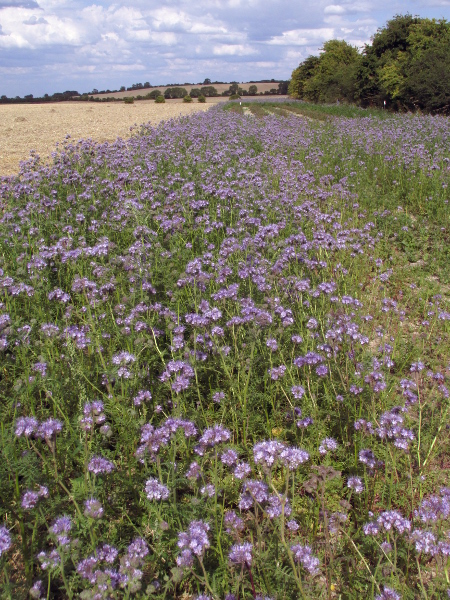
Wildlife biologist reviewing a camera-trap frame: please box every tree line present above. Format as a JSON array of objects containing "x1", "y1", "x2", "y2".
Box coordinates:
[{"x1": 288, "y1": 14, "x2": 450, "y2": 114}]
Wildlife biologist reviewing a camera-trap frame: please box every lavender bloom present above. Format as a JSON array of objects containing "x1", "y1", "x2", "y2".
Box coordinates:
[
  {"x1": 112, "y1": 351, "x2": 136, "y2": 366},
  {"x1": 29, "y1": 580, "x2": 45, "y2": 599},
  {"x1": 266, "y1": 338, "x2": 278, "y2": 351},
  {"x1": 15, "y1": 416, "x2": 38, "y2": 437},
  {"x1": 0, "y1": 526, "x2": 12, "y2": 556},
  {"x1": 291, "y1": 385, "x2": 305, "y2": 399},
  {"x1": 126, "y1": 537, "x2": 149, "y2": 563},
  {"x1": 201, "y1": 484, "x2": 215, "y2": 498},
  {"x1": 133, "y1": 390, "x2": 152, "y2": 406},
  {"x1": 364, "y1": 510, "x2": 411, "y2": 537},
  {"x1": 234, "y1": 462, "x2": 251, "y2": 479},
  {"x1": 375, "y1": 587, "x2": 401, "y2": 600},
  {"x1": 316, "y1": 364, "x2": 328, "y2": 377},
  {"x1": 221, "y1": 449, "x2": 238, "y2": 466},
  {"x1": 290, "y1": 544, "x2": 320, "y2": 575},
  {"x1": 145, "y1": 478, "x2": 170, "y2": 501},
  {"x1": 297, "y1": 417, "x2": 313, "y2": 428},
  {"x1": 84, "y1": 498, "x2": 104, "y2": 518},
  {"x1": 279, "y1": 446, "x2": 310, "y2": 470},
  {"x1": 266, "y1": 493, "x2": 291, "y2": 518},
  {"x1": 198, "y1": 424, "x2": 231, "y2": 448},
  {"x1": 186, "y1": 461, "x2": 201, "y2": 479},
  {"x1": 80, "y1": 400, "x2": 106, "y2": 431},
  {"x1": 287, "y1": 520, "x2": 299, "y2": 531},
  {"x1": 318, "y1": 437, "x2": 338, "y2": 455},
  {"x1": 212, "y1": 391, "x2": 225, "y2": 403},
  {"x1": 38, "y1": 549, "x2": 60, "y2": 569},
  {"x1": 268, "y1": 365, "x2": 286, "y2": 380},
  {"x1": 229, "y1": 542, "x2": 253, "y2": 566},
  {"x1": 242, "y1": 480, "x2": 269, "y2": 504},
  {"x1": 359, "y1": 449, "x2": 382, "y2": 469},
  {"x1": 87, "y1": 455, "x2": 115, "y2": 475},
  {"x1": 347, "y1": 476, "x2": 364, "y2": 494},
  {"x1": 410, "y1": 530, "x2": 437, "y2": 554},
  {"x1": 21, "y1": 486, "x2": 48, "y2": 510},
  {"x1": 36, "y1": 418, "x2": 63, "y2": 439},
  {"x1": 224, "y1": 511, "x2": 244, "y2": 533},
  {"x1": 177, "y1": 520, "x2": 210, "y2": 566},
  {"x1": 415, "y1": 489, "x2": 450, "y2": 522}
]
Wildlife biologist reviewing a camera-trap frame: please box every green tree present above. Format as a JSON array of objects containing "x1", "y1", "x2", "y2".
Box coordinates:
[
  {"x1": 303, "y1": 40, "x2": 359, "y2": 103},
  {"x1": 248, "y1": 85, "x2": 258, "y2": 96},
  {"x1": 288, "y1": 56, "x2": 320, "y2": 99}
]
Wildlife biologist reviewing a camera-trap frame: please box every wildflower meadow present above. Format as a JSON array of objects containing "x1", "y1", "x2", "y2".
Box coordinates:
[{"x1": 0, "y1": 102, "x2": 449, "y2": 599}]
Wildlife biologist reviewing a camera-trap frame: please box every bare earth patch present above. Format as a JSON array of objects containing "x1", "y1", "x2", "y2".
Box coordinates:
[{"x1": 0, "y1": 98, "x2": 225, "y2": 176}]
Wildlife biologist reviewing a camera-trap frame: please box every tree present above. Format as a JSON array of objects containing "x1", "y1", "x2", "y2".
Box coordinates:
[
  {"x1": 302, "y1": 40, "x2": 359, "y2": 103},
  {"x1": 248, "y1": 85, "x2": 258, "y2": 95},
  {"x1": 203, "y1": 78, "x2": 211, "y2": 85},
  {"x1": 278, "y1": 81, "x2": 289, "y2": 95},
  {"x1": 164, "y1": 87, "x2": 188, "y2": 99},
  {"x1": 288, "y1": 56, "x2": 320, "y2": 99},
  {"x1": 200, "y1": 86, "x2": 219, "y2": 97},
  {"x1": 189, "y1": 88, "x2": 202, "y2": 98},
  {"x1": 120, "y1": 86, "x2": 126, "y2": 92}
]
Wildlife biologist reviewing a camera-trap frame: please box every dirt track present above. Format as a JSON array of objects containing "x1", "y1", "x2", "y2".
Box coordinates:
[{"x1": 0, "y1": 98, "x2": 225, "y2": 176}]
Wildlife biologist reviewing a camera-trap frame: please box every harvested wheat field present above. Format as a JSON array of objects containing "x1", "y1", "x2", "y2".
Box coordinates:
[{"x1": 0, "y1": 97, "x2": 225, "y2": 176}]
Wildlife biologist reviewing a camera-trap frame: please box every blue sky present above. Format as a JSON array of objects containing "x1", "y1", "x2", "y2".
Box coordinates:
[{"x1": 0, "y1": 0, "x2": 448, "y2": 97}]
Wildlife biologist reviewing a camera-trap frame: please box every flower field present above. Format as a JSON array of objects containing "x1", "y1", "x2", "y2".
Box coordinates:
[{"x1": 0, "y1": 103, "x2": 449, "y2": 599}]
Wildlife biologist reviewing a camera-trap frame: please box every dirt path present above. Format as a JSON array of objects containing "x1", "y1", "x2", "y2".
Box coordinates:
[{"x1": 0, "y1": 98, "x2": 225, "y2": 176}]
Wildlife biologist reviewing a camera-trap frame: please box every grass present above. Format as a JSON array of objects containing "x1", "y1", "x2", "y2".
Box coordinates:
[{"x1": 0, "y1": 103, "x2": 449, "y2": 600}]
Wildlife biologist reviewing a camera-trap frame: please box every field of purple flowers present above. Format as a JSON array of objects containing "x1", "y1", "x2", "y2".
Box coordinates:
[{"x1": 0, "y1": 104, "x2": 449, "y2": 600}]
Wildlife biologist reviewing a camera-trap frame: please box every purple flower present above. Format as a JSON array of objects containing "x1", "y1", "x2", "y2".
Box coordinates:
[
  {"x1": 186, "y1": 461, "x2": 201, "y2": 479},
  {"x1": 0, "y1": 526, "x2": 12, "y2": 556},
  {"x1": 36, "y1": 418, "x2": 63, "y2": 439},
  {"x1": 347, "y1": 476, "x2": 364, "y2": 494},
  {"x1": 229, "y1": 542, "x2": 253, "y2": 565},
  {"x1": 359, "y1": 449, "x2": 382, "y2": 469},
  {"x1": 212, "y1": 391, "x2": 225, "y2": 403},
  {"x1": 201, "y1": 484, "x2": 215, "y2": 498},
  {"x1": 84, "y1": 498, "x2": 104, "y2": 518},
  {"x1": 318, "y1": 437, "x2": 338, "y2": 455},
  {"x1": 290, "y1": 544, "x2": 320, "y2": 575},
  {"x1": 133, "y1": 390, "x2": 152, "y2": 406},
  {"x1": 21, "y1": 486, "x2": 48, "y2": 510},
  {"x1": 29, "y1": 580, "x2": 45, "y2": 599},
  {"x1": 126, "y1": 537, "x2": 149, "y2": 563},
  {"x1": 268, "y1": 365, "x2": 286, "y2": 380},
  {"x1": 266, "y1": 338, "x2": 278, "y2": 351},
  {"x1": 234, "y1": 461, "x2": 251, "y2": 479},
  {"x1": 145, "y1": 478, "x2": 170, "y2": 501},
  {"x1": 375, "y1": 587, "x2": 401, "y2": 600},
  {"x1": 15, "y1": 416, "x2": 38, "y2": 437},
  {"x1": 287, "y1": 520, "x2": 299, "y2": 531},
  {"x1": 38, "y1": 549, "x2": 60, "y2": 569},
  {"x1": 198, "y1": 425, "x2": 231, "y2": 448},
  {"x1": 224, "y1": 511, "x2": 244, "y2": 533},
  {"x1": 221, "y1": 449, "x2": 238, "y2": 466},
  {"x1": 291, "y1": 385, "x2": 305, "y2": 399},
  {"x1": 87, "y1": 455, "x2": 115, "y2": 475},
  {"x1": 177, "y1": 520, "x2": 210, "y2": 565}
]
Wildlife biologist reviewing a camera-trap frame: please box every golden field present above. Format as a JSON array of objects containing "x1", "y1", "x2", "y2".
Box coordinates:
[{"x1": 0, "y1": 97, "x2": 225, "y2": 176}]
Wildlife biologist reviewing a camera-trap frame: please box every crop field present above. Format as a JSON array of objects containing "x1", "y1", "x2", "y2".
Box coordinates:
[
  {"x1": 0, "y1": 102, "x2": 449, "y2": 600},
  {"x1": 0, "y1": 98, "x2": 224, "y2": 176}
]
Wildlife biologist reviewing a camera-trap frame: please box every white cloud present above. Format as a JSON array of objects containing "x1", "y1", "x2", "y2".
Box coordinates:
[
  {"x1": 268, "y1": 28, "x2": 335, "y2": 46},
  {"x1": 212, "y1": 43, "x2": 257, "y2": 55},
  {"x1": 324, "y1": 5, "x2": 346, "y2": 14}
]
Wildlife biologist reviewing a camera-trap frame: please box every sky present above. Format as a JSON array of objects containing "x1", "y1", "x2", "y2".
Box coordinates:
[{"x1": 0, "y1": 0, "x2": 449, "y2": 97}]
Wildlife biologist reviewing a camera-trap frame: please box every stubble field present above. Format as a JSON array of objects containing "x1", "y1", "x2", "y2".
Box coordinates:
[{"x1": 0, "y1": 97, "x2": 225, "y2": 176}]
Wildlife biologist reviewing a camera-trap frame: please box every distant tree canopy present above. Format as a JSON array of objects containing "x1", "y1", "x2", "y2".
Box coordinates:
[
  {"x1": 164, "y1": 87, "x2": 188, "y2": 99},
  {"x1": 289, "y1": 14, "x2": 450, "y2": 114}
]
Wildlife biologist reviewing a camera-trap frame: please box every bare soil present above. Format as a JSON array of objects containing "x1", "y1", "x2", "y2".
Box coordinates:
[{"x1": 0, "y1": 97, "x2": 225, "y2": 176}]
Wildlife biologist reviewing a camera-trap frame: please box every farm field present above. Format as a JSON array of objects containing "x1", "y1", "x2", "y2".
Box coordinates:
[
  {"x1": 0, "y1": 98, "x2": 225, "y2": 176},
  {"x1": 0, "y1": 103, "x2": 449, "y2": 600},
  {"x1": 90, "y1": 81, "x2": 283, "y2": 100}
]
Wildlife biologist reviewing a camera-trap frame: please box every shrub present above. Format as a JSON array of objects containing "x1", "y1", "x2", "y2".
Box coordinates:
[
  {"x1": 197, "y1": 95, "x2": 206, "y2": 103},
  {"x1": 189, "y1": 88, "x2": 202, "y2": 98},
  {"x1": 229, "y1": 94, "x2": 240, "y2": 100},
  {"x1": 155, "y1": 95, "x2": 165, "y2": 103},
  {"x1": 148, "y1": 90, "x2": 162, "y2": 99},
  {"x1": 183, "y1": 95, "x2": 193, "y2": 103},
  {"x1": 123, "y1": 97, "x2": 134, "y2": 104}
]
